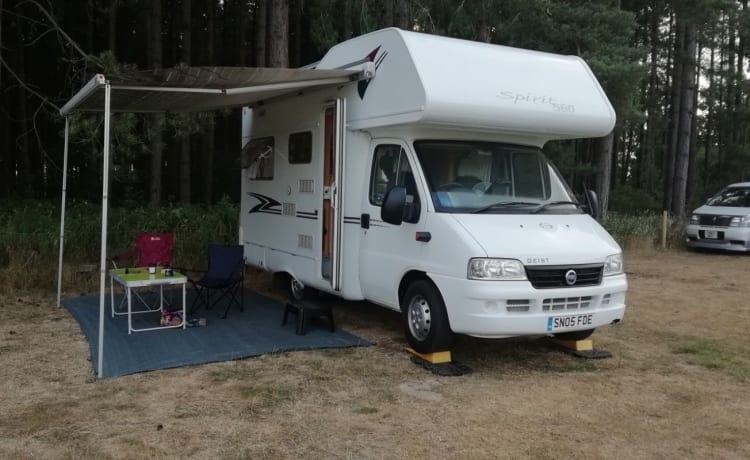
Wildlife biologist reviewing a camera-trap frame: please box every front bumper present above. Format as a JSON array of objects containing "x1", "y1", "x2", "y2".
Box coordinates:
[
  {"x1": 430, "y1": 273, "x2": 627, "y2": 338},
  {"x1": 686, "y1": 225, "x2": 750, "y2": 252}
]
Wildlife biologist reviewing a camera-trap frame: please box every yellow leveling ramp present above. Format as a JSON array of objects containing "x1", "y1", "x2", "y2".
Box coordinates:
[
  {"x1": 550, "y1": 339, "x2": 593, "y2": 351},
  {"x1": 406, "y1": 348, "x2": 452, "y2": 364}
]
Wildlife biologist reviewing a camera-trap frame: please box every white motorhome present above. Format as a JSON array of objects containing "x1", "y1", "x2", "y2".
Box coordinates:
[{"x1": 240, "y1": 28, "x2": 627, "y2": 352}]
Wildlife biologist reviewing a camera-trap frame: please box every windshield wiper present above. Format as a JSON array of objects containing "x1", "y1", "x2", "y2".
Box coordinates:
[
  {"x1": 472, "y1": 201, "x2": 540, "y2": 214},
  {"x1": 532, "y1": 201, "x2": 579, "y2": 214}
]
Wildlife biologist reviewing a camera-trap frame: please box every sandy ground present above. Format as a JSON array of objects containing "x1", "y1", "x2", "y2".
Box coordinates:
[{"x1": 0, "y1": 249, "x2": 748, "y2": 459}]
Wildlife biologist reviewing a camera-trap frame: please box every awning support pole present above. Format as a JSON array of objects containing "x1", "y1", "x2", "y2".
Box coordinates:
[
  {"x1": 97, "y1": 82, "x2": 112, "y2": 379},
  {"x1": 56, "y1": 116, "x2": 70, "y2": 308}
]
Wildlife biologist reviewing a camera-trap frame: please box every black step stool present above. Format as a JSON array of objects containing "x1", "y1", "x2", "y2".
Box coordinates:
[{"x1": 282, "y1": 300, "x2": 335, "y2": 335}]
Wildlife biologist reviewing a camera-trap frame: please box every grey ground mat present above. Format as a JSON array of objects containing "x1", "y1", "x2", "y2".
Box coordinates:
[{"x1": 63, "y1": 290, "x2": 369, "y2": 379}]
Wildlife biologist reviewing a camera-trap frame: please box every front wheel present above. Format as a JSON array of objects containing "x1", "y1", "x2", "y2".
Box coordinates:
[
  {"x1": 552, "y1": 329, "x2": 595, "y2": 341},
  {"x1": 402, "y1": 280, "x2": 453, "y2": 353}
]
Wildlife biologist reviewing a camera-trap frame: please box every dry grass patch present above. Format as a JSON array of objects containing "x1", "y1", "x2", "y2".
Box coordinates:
[{"x1": 1, "y1": 249, "x2": 750, "y2": 459}]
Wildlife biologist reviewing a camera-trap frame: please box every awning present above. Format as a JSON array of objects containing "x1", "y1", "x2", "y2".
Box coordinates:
[
  {"x1": 56, "y1": 64, "x2": 372, "y2": 378},
  {"x1": 60, "y1": 66, "x2": 366, "y2": 115}
]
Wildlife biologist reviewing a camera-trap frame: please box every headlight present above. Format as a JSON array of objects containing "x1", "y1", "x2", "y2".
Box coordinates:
[
  {"x1": 468, "y1": 258, "x2": 527, "y2": 280},
  {"x1": 603, "y1": 253, "x2": 624, "y2": 276},
  {"x1": 689, "y1": 214, "x2": 699, "y2": 225},
  {"x1": 729, "y1": 215, "x2": 750, "y2": 227}
]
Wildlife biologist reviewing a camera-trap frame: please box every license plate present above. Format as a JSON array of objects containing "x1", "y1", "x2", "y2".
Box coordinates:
[
  {"x1": 704, "y1": 230, "x2": 718, "y2": 239},
  {"x1": 547, "y1": 314, "x2": 593, "y2": 332}
]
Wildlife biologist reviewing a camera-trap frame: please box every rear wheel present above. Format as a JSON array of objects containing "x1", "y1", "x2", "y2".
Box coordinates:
[
  {"x1": 552, "y1": 328, "x2": 595, "y2": 341},
  {"x1": 288, "y1": 276, "x2": 315, "y2": 301},
  {"x1": 402, "y1": 280, "x2": 453, "y2": 353}
]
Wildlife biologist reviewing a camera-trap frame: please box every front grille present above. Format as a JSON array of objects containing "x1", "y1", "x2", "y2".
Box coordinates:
[
  {"x1": 506, "y1": 299, "x2": 530, "y2": 312},
  {"x1": 697, "y1": 214, "x2": 732, "y2": 227},
  {"x1": 525, "y1": 264, "x2": 603, "y2": 289},
  {"x1": 542, "y1": 296, "x2": 593, "y2": 311}
]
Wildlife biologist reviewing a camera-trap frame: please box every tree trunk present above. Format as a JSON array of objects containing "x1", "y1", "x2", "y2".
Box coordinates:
[
  {"x1": 0, "y1": 0, "x2": 6, "y2": 198},
  {"x1": 686, "y1": 39, "x2": 701, "y2": 208},
  {"x1": 202, "y1": 117, "x2": 215, "y2": 203},
  {"x1": 717, "y1": 13, "x2": 726, "y2": 181},
  {"x1": 338, "y1": 0, "x2": 353, "y2": 41},
  {"x1": 641, "y1": 1, "x2": 660, "y2": 192},
  {"x1": 394, "y1": 0, "x2": 409, "y2": 29},
  {"x1": 179, "y1": 0, "x2": 192, "y2": 204},
  {"x1": 704, "y1": 40, "x2": 715, "y2": 190},
  {"x1": 149, "y1": 0, "x2": 164, "y2": 207},
  {"x1": 268, "y1": 0, "x2": 289, "y2": 67},
  {"x1": 181, "y1": 0, "x2": 191, "y2": 64},
  {"x1": 16, "y1": 15, "x2": 35, "y2": 197},
  {"x1": 254, "y1": 0, "x2": 267, "y2": 66},
  {"x1": 108, "y1": 0, "x2": 117, "y2": 54},
  {"x1": 203, "y1": 0, "x2": 216, "y2": 204},
  {"x1": 238, "y1": 0, "x2": 248, "y2": 66},
  {"x1": 663, "y1": 15, "x2": 684, "y2": 212},
  {"x1": 289, "y1": 0, "x2": 302, "y2": 67},
  {"x1": 594, "y1": 131, "x2": 615, "y2": 220},
  {"x1": 671, "y1": 20, "x2": 696, "y2": 219}
]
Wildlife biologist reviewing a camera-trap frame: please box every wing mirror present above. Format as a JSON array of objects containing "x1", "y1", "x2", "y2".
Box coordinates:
[
  {"x1": 582, "y1": 189, "x2": 600, "y2": 220},
  {"x1": 381, "y1": 187, "x2": 406, "y2": 225}
]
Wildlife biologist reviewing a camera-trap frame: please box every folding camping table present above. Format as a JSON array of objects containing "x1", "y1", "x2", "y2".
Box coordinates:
[{"x1": 109, "y1": 268, "x2": 187, "y2": 334}]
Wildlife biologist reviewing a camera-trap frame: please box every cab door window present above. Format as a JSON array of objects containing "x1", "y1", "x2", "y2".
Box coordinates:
[{"x1": 369, "y1": 144, "x2": 421, "y2": 223}]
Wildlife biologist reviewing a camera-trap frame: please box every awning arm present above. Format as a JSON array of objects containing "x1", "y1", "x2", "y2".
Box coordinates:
[
  {"x1": 109, "y1": 85, "x2": 224, "y2": 94},
  {"x1": 224, "y1": 75, "x2": 360, "y2": 96},
  {"x1": 60, "y1": 74, "x2": 107, "y2": 116}
]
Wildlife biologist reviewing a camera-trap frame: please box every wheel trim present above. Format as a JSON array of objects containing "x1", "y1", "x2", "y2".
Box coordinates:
[
  {"x1": 407, "y1": 295, "x2": 431, "y2": 342},
  {"x1": 290, "y1": 278, "x2": 304, "y2": 300}
]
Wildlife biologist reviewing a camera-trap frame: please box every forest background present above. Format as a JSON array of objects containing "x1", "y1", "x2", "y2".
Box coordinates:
[{"x1": 1, "y1": 0, "x2": 750, "y2": 271}]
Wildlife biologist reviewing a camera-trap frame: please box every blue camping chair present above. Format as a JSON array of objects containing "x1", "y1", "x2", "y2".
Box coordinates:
[{"x1": 187, "y1": 244, "x2": 245, "y2": 318}]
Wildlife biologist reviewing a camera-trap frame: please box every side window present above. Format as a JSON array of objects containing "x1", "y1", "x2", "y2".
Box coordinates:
[
  {"x1": 369, "y1": 144, "x2": 421, "y2": 222},
  {"x1": 242, "y1": 136, "x2": 274, "y2": 180},
  {"x1": 288, "y1": 131, "x2": 312, "y2": 164}
]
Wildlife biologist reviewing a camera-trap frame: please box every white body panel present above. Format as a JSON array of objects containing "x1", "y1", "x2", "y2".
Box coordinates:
[
  {"x1": 240, "y1": 28, "x2": 627, "y2": 339},
  {"x1": 317, "y1": 28, "x2": 615, "y2": 138}
]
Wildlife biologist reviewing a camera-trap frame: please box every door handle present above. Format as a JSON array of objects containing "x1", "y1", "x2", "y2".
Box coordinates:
[{"x1": 361, "y1": 214, "x2": 370, "y2": 229}]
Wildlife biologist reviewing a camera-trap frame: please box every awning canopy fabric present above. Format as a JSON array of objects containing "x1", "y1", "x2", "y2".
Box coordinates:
[{"x1": 60, "y1": 66, "x2": 363, "y2": 115}]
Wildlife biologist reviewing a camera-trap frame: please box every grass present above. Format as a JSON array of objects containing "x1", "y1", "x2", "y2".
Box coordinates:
[
  {"x1": 2, "y1": 250, "x2": 750, "y2": 458},
  {"x1": 673, "y1": 338, "x2": 750, "y2": 381}
]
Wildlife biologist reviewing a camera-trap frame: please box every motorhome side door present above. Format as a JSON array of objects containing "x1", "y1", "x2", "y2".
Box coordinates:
[
  {"x1": 321, "y1": 99, "x2": 345, "y2": 290},
  {"x1": 359, "y1": 140, "x2": 426, "y2": 308}
]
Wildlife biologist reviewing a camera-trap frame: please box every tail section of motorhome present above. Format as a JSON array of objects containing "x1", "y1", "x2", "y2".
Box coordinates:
[{"x1": 240, "y1": 28, "x2": 626, "y2": 352}]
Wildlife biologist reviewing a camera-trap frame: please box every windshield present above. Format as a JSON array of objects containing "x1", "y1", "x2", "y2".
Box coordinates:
[
  {"x1": 706, "y1": 186, "x2": 750, "y2": 207},
  {"x1": 413, "y1": 140, "x2": 579, "y2": 214}
]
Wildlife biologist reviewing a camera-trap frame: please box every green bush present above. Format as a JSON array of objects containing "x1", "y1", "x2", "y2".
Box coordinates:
[{"x1": 0, "y1": 198, "x2": 239, "y2": 285}]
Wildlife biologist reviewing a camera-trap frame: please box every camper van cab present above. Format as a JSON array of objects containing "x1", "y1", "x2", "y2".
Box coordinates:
[{"x1": 240, "y1": 28, "x2": 627, "y2": 352}]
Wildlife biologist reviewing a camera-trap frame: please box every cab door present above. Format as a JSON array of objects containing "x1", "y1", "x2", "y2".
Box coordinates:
[{"x1": 359, "y1": 140, "x2": 426, "y2": 308}]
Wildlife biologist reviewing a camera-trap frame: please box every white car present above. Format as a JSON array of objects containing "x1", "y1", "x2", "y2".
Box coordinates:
[{"x1": 687, "y1": 182, "x2": 750, "y2": 252}]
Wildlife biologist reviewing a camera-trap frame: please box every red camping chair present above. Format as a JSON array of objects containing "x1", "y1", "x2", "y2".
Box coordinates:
[
  {"x1": 110, "y1": 233, "x2": 175, "y2": 315},
  {"x1": 112, "y1": 233, "x2": 174, "y2": 269}
]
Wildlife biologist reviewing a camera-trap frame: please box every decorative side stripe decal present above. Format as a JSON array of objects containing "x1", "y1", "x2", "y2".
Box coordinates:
[
  {"x1": 247, "y1": 192, "x2": 282, "y2": 215},
  {"x1": 247, "y1": 193, "x2": 319, "y2": 220},
  {"x1": 296, "y1": 210, "x2": 318, "y2": 220}
]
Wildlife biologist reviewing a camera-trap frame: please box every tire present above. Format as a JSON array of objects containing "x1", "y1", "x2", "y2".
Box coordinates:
[
  {"x1": 288, "y1": 275, "x2": 315, "y2": 301},
  {"x1": 552, "y1": 328, "x2": 595, "y2": 341},
  {"x1": 401, "y1": 280, "x2": 453, "y2": 353}
]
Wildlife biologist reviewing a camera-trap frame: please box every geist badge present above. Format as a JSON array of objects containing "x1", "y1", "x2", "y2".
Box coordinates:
[{"x1": 565, "y1": 269, "x2": 577, "y2": 286}]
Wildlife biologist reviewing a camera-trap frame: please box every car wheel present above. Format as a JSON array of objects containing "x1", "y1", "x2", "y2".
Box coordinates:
[
  {"x1": 402, "y1": 280, "x2": 453, "y2": 353},
  {"x1": 288, "y1": 276, "x2": 315, "y2": 301},
  {"x1": 552, "y1": 329, "x2": 595, "y2": 341}
]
